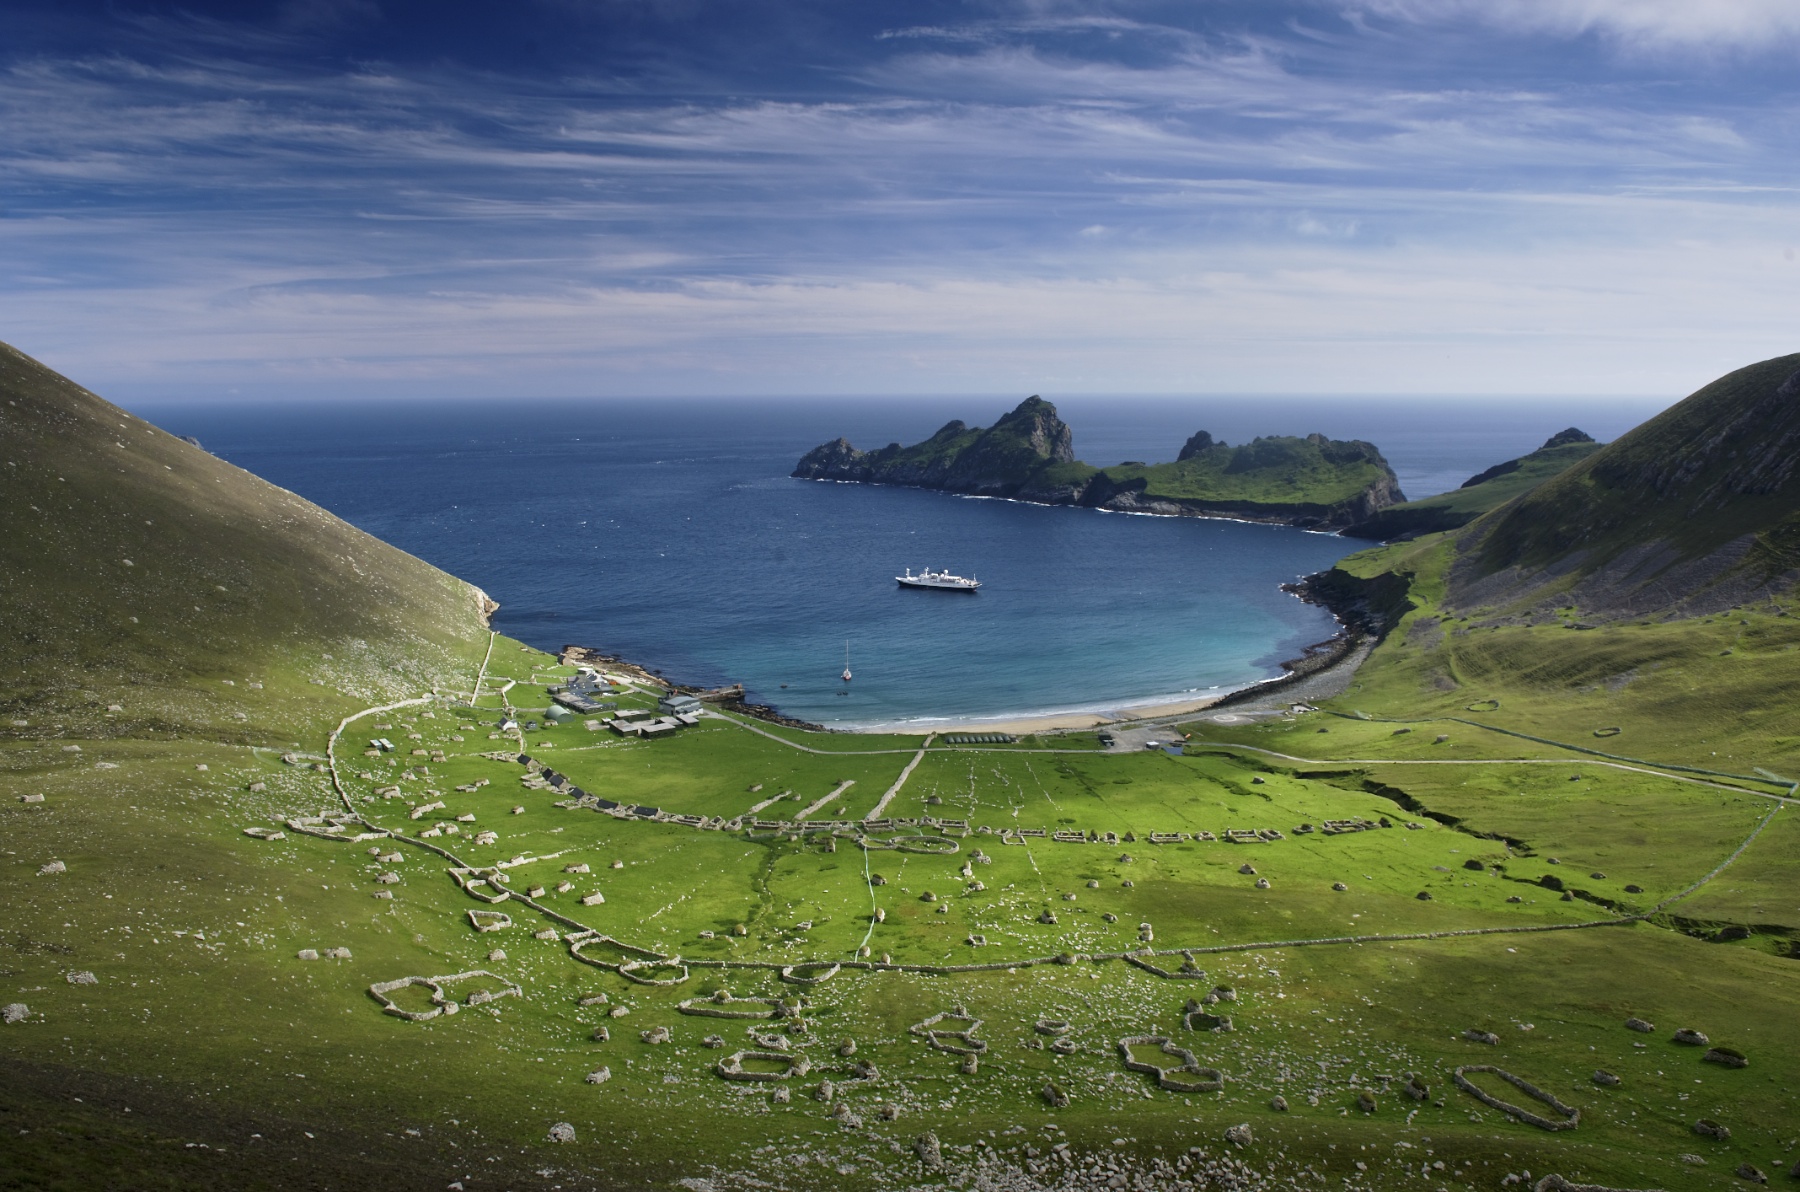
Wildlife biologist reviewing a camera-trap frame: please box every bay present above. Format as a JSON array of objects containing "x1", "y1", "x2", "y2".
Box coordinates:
[{"x1": 129, "y1": 395, "x2": 1664, "y2": 728}]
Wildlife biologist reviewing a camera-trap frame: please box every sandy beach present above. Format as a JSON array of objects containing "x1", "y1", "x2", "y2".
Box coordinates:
[
  {"x1": 875, "y1": 633, "x2": 1376, "y2": 737},
  {"x1": 914, "y1": 694, "x2": 1226, "y2": 736}
]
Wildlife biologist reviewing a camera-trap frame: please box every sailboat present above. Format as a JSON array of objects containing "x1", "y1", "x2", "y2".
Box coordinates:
[{"x1": 841, "y1": 640, "x2": 852, "y2": 682}]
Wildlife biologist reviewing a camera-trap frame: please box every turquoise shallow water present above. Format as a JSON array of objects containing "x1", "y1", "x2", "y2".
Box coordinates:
[{"x1": 133, "y1": 395, "x2": 1663, "y2": 728}]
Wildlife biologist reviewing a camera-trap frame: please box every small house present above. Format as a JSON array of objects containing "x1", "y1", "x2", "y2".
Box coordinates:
[{"x1": 659, "y1": 693, "x2": 703, "y2": 717}]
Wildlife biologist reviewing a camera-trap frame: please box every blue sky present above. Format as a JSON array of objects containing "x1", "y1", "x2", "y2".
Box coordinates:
[{"x1": 2, "y1": 0, "x2": 1797, "y2": 399}]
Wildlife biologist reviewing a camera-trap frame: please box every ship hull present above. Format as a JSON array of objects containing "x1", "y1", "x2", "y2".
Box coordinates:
[{"x1": 896, "y1": 577, "x2": 980, "y2": 591}]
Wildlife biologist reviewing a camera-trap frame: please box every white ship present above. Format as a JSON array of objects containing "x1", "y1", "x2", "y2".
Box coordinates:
[{"x1": 896, "y1": 566, "x2": 981, "y2": 592}]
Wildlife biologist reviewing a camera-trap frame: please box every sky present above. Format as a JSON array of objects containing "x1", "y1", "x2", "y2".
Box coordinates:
[{"x1": 2, "y1": 0, "x2": 1797, "y2": 401}]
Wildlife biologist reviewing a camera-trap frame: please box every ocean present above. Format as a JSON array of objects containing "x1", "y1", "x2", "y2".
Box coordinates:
[{"x1": 128, "y1": 395, "x2": 1666, "y2": 729}]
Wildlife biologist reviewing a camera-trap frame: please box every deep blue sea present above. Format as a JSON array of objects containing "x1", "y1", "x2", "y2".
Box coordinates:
[{"x1": 127, "y1": 395, "x2": 1665, "y2": 728}]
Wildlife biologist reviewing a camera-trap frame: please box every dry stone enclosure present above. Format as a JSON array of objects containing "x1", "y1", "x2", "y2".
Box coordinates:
[
  {"x1": 368, "y1": 970, "x2": 521, "y2": 1021},
  {"x1": 714, "y1": 1049, "x2": 812, "y2": 1082},
  {"x1": 678, "y1": 991, "x2": 788, "y2": 1019},
  {"x1": 1117, "y1": 1035, "x2": 1225, "y2": 1093},
  {"x1": 910, "y1": 1009, "x2": 986, "y2": 1055},
  {"x1": 1453, "y1": 1065, "x2": 1580, "y2": 1131}
]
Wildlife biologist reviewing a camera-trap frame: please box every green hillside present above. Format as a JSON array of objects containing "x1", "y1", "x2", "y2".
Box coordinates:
[
  {"x1": 1342, "y1": 430, "x2": 1602, "y2": 542},
  {"x1": 1456, "y1": 352, "x2": 1800, "y2": 617},
  {"x1": 0, "y1": 340, "x2": 494, "y2": 738}
]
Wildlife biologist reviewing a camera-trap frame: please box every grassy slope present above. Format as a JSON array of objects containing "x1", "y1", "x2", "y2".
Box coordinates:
[
  {"x1": 0, "y1": 339, "x2": 493, "y2": 741},
  {"x1": 1467, "y1": 352, "x2": 1800, "y2": 594},
  {"x1": 1344, "y1": 441, "x2": 1602, "y2": 541}
]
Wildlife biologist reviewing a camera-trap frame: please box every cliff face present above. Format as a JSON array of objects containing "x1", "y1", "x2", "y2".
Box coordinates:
[
  {"x1": 792, "y1": 398, "x2": 1073, "y2": 494},
  {"x1": 794, "y1": 402, "x2": 1404, "y2": 530}
]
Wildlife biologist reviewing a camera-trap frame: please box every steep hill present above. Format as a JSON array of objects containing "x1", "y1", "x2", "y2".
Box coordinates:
[
  {"x1": 1341, "y1": 428, "x2": 1601, "y2": 541},
  {"x1": 0, "y1": 340, "x2": 495, "y2": 735},
  {"x1": 1450, "y1": 352, "x2": 1800, "y2": 618},
  {"x1": 794, "y1": 397, "x2": 1403, "y2": 529}
]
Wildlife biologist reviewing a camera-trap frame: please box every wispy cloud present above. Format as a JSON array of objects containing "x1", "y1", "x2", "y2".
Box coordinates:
[
  {"x1": 1352, "y1": 0, "x2": 1800, "y2": 52},
  {"x1": 0, "y1": 1, "x2": 1795, "y2": 398}
]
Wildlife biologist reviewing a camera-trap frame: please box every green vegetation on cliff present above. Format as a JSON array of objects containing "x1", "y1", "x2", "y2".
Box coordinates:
[
  {"x1": 794, "y1": 397, "x2": 1403, "y2": 529},
  {"x1": 1084, "y1": 432, "x2": 1402, "y2": 525}
]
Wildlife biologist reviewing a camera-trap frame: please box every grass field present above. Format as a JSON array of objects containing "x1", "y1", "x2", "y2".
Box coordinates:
[
  {"x1": 7, "y1": 343, "x2": 1800, "y2": 1191},
  {"x1": 7, "y1": 634, "x2": 1799, "y2": 1191}
]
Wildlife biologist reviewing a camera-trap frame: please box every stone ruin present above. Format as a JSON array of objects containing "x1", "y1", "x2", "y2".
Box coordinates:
[
  {"x1": 915, "y1": 1131, "x2": 944, "y2": 1168},
  {"x1": 586, "y1": 1067, "x2": 611, "y2": 1084},
  {"x1": 367, "y1": 971, "x2": 522, "y2": 1022},
  {"x1": 1124, "y1": 951, "x2": 1206, "y2": 981},
  {"x1": 909, "y1": 1010, "x2": 986, "y2": 1055},
  {"x1": 1224, "y1": 1123, "x2": 1252, "y2": 1147},
  {"x1": 38, "y1": 860, "x2": 66, "y2": 876},
  {"x1": 1701, "y1": 1047, "x2": 1747, "y2": 1069},
  {"x1": 678, "y1": 991, "x2": 788, "y2": 1020},
  {"x1": 1624, "y1": 1017, "x2": 1654, "y2": 1033},
  {"x1": 547, "y1": 1122, "x2": 575, "y2": 1143},
  {"x1": 640, "y1": 1026, "x2": 671, "y2": 1045},
  {"x1": 1591, "y1": 1070, "x2": 1621, "y2": 1087},
  {"x1": 1453, "y1": 1065, "x2": 1580, "y2": 1131},
  {"x1": 3, "y1": 1003, "x2": 29, "y2": 1024},
  {"x1": 1041, "y1": 1082, "x2": 1070, "y2": 1108},
  {"x1": 1671, "y1": 1028, "x2": 1709, "y2": 1046},
  {"x1": 468, "y1": 910, "x2": 512, "y2": 933},
  {"x1": 1692, "y1": 1119, "x2": 1730, "y2": 1140},
  {"x1": 1463, "y1": 1028, "x2": 1501, "y2": 1045},
  {"x1": 1181, "y1": 998, "x2": 1233, "y2": 1033},
  {"x1": 779, "y1": 962, "x2": 840, "y2": 986},
  {"x1": 617, "y1": 959, "x2": 688, "y2": 986},
  {"x1": 714, "y1": 1049, "x2": 811, "y2": 1082},
  {"x1": 1401, "y1": 1073, "x2": 1429, "y2": 1101},
  {"x1": 1116, "y1": 1035, "x2": 1224, "y2": 1093}
]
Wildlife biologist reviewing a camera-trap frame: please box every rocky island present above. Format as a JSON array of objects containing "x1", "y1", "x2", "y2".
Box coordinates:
[{"x1": 793, "y1": 396, "x2": 1405, "y2": 530}]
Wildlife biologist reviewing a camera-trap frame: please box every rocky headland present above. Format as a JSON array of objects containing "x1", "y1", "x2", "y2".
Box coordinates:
[{"x1": 794, "y1": 397, "x2": 1404, "y2": 531}]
